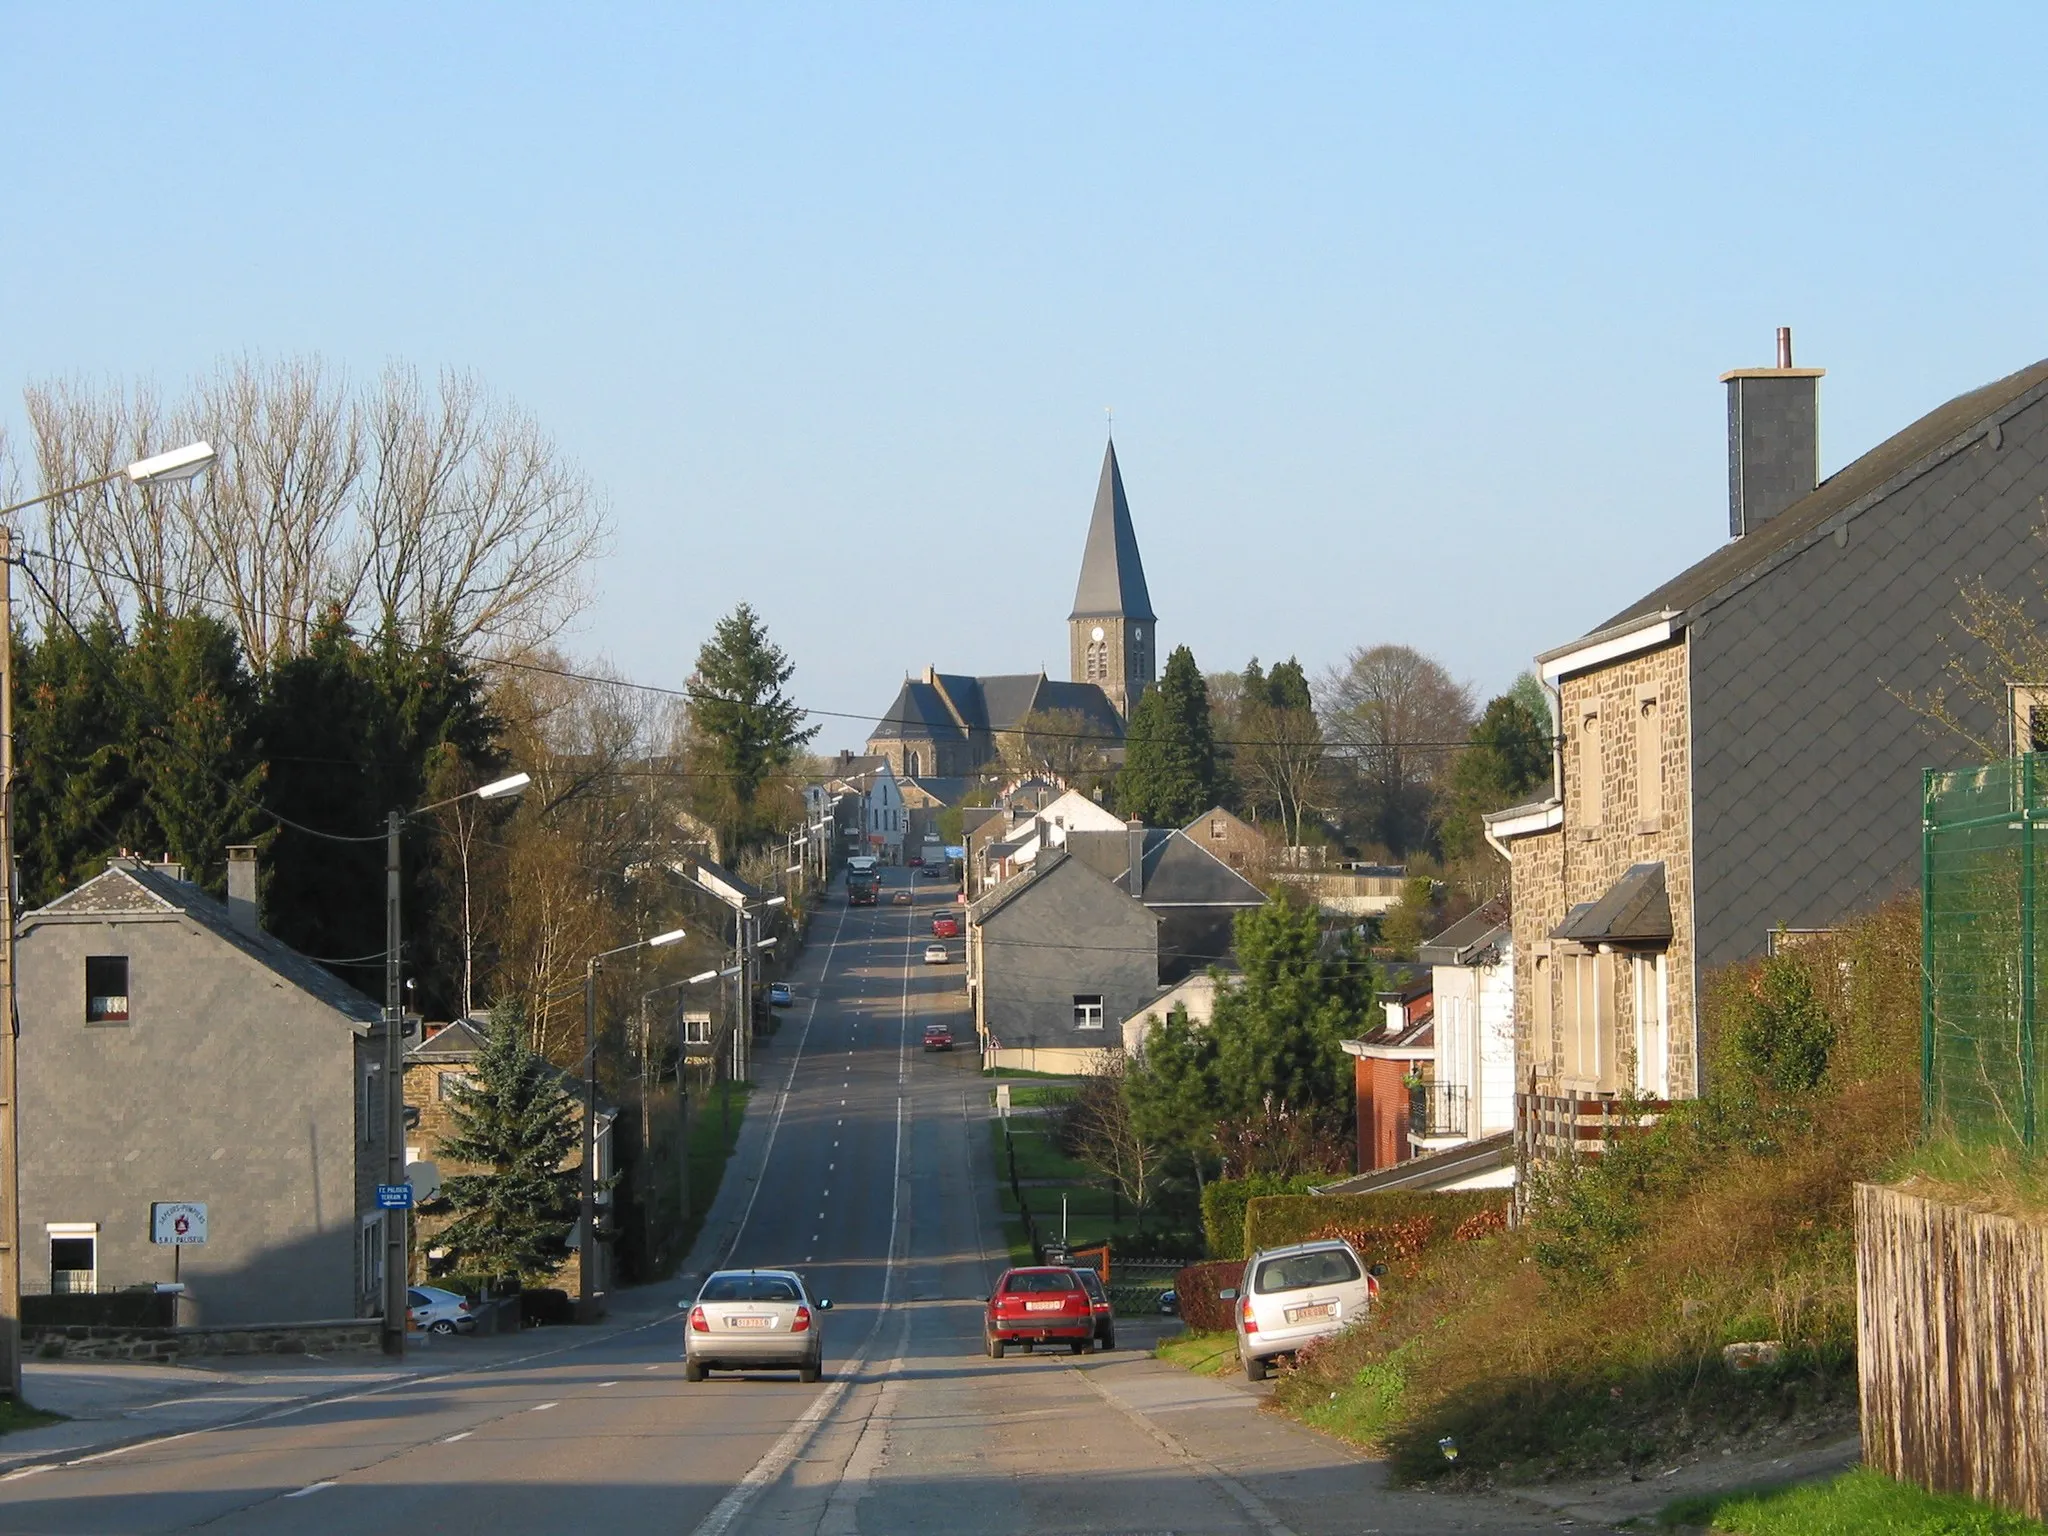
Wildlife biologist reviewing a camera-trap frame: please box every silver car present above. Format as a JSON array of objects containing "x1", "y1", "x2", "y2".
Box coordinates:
[
  {"x1": 681, "y1": 1268, "x2": 832, "y2": 1382},
  {"x1": 1222, "y1": 1238, "x2": 1380, "y2": 1381}
]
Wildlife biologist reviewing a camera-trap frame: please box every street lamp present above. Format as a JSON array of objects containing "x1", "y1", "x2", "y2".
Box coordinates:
[
  {"x1": 0, "y1": 441, "x2": 217, "y2": 1400},
  {"x1": 578, "y1": 928, "x2": 686, "y2": 1320},
  {"x1": 381, "y1": 770, "x2": 530, "y2": 1359}
]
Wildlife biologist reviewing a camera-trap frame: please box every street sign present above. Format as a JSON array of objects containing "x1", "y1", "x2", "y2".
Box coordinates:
[
  {"x1": 376, "y1": 1184, "x2": 414, "y2": 1210},
  {"x1": 150, "y1": 1202, "x2": 208, "y2": 1245}
]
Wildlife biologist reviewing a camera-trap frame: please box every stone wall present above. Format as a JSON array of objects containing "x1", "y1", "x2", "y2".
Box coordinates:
[
  {"x1": 26, "y1": 1318, "x2": 382, "y2": 1364},
  {"x1": 1512, "y1": 635, "x2": 1698, "y2": 1099}
]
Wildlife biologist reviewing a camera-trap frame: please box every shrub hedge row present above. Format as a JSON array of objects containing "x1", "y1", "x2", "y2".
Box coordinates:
[
  {"x1": 1242, "y1": 1190, "x2": 1508, "y2": 1262},
  {"x1": 1171, "y1": 1259, "x2": 1244, "y2": 1333},
  {"x1": 1200, "y1": 1174, "x2": 1325, "y2": 1260}
]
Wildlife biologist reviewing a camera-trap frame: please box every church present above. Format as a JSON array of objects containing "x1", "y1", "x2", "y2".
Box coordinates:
[{"x1": 865, "y1": 440, "x2": 1156, "y2": 786}]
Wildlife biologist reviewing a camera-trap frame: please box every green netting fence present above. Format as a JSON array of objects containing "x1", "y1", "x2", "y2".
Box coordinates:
[{"x1": 1924, "y1": 756, "x2": 2048, "y2": 1149}]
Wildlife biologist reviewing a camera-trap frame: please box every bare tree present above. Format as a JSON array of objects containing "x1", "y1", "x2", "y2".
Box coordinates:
[
  {"x1": 1236, "y1": 697, "x2": 1326, "y2": 848},
  {"x1": 1317, "y1": 644, "x2": 1475, "y2": 855},
  {"x1": 1066, "y1": 1050, "x2": 1160, "y2": 1223}
]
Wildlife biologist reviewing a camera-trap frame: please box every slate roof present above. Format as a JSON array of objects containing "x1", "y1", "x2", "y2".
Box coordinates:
[
  {"x1": 33, "y1": 861, "x2": 382, "y2": 1027},
  {"x1": 867, "y1": 672, "x2": 1125, "y2": 747},
  {"x1": 899, "y1": 776, "x2": 974, "y2": 807},
  {"x1": 1312, "y1": 1131, "x2": 1515, "y2": 1195},
  {"x1": 870, "y1": 681, "x2": 965, "y2": 742},
  {"x1": 1418, "y1": 896, "x2": 1511, "y2": 967},
  {"x1": 967, "y1": 847, "x2": 1070, "y2": 926},
  {"x1": 1581, "y1": 357, "x2": 2048, "y2": 640},
  {"x1": 409, "y1": 1016, "x2": 491, "y2": 1062},
  {"x1": 1070, "y1": 439, "x2": 1156, "y2": 622},
  {"x1": 1063, "y1": 828, "x2": 1266, "y2": 908},
  {"x1": 1551, "y1": 862, "x2": 1672, "y2": 944}
]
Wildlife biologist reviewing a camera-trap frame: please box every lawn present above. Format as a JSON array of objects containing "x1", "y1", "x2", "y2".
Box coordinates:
[
  {"x1": 675, "y1": 1082, "x2": 753, "y2": 1262},
  {"x1": 991, "y1": 1119, "x2": 1154, "y2": 1255},
  {"x1": 1156, "y1": 1331, "x2": 1236, "y2": 1377},
  {"x1": 1661, "y1": 1468, "x2": 2048, "y2": 1534},
  {"x1": 0, "y1": 1398, "x2": 62, "y2": 1436},
  {"x1": 998, "y1": 1082, "x2": 1076, "y2": 1110}
]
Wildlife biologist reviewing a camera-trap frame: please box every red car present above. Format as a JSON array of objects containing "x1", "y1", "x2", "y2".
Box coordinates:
[
  {"x1": 985, "y1": 1266, "x2": 1094, "y2": 1357},
  {"x1": 922, "y1": 1022, "x2": 953, "y2": 1051},
  {"x1": 931, "y1": 915, "x2": 960, "y2": 938}
]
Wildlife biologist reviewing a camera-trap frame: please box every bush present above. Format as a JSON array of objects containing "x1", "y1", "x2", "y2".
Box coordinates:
[
  {"x1": 1172, "y1": 1258, "x2": 1244, "y2": 1333},
  {"x1": 1242, "y1": 1189, "x2": 1506, "y2": 1259},
  {"x1": 1202, "y1": 1173, "x2": 1323, "y2": 1260},
  {"x1": 520, "y1": 1287, "x2": 574, "y2": 1326}
]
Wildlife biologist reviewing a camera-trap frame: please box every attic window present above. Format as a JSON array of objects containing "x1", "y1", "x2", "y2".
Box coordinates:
[
  {"x1": 85, "y1": 957, "x2": 129, "y2": 1023},
  {"x1": 1210, "y1": 819, "x2": 1226, "y2": 840}
]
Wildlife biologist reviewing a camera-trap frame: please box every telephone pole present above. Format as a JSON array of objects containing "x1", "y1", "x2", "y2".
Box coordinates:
[{"x1": 0, "y1": 528, "x2": 22, "y2": 1399}]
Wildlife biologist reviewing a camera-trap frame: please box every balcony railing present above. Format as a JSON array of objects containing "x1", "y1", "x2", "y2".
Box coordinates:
[{"x1": 1408, "y1": 1081, "x2": 1469, "y2": 1140}]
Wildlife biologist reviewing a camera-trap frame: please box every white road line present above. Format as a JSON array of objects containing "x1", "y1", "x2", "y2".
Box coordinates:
[
  {"x1": 284, "y1": 1481, "x2": 334, "y2": 1498},
  {"x1": 0, "y1": 1466, "x2": 52, "y2": 1482},
  {"x1": 530, "y1": 1402, "x2": 558, "y2": 1412},
  {"x1": 442, "y1": 1431, "x2": 472, "y2": 1443},
  {"x1": 596, "y1": 1380, "x2": 619, "y2": 1388}
]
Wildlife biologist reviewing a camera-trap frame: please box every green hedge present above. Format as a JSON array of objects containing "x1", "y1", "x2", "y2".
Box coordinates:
[
  {"x1": 1200, "y1": 1174, "x2": 1325, "y2": 1260},
  {"x1": 1242, "y1": 1189, "x2": 1507, "y2": 1260}
]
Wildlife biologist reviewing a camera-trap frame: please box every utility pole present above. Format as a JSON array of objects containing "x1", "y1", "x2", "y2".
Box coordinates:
[
  {"x1": 0, "y1": 528, "x2": 22, "y2": 1399},
  {"x1": 580, "y1": 955, "x2": 601, "y2": 1321},
  {"x1": 382, "y1": 810, "x2": 407, "y2": 1358}
]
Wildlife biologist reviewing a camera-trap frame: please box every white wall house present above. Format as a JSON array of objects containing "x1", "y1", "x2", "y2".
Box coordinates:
[
  {"x1": 1416, "y1": 900, "x2": 1516, "y2": 1186},
  {"x1": 865, "y1": 761, "x2": 906, "y2": 862}
]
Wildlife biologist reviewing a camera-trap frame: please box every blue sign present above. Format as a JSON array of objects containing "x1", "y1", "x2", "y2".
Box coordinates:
[{"x1": 376, "y1": 1183, "x2": 414, "y2": 1210}]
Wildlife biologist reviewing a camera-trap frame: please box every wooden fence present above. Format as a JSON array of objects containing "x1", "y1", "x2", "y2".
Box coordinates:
[{"x1": 1856, "y1": 1183, "x2": 2048, "y2": 1517}]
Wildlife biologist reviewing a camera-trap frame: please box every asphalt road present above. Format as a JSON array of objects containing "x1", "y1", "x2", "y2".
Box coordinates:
[{"x1": 0, "y1": 868, "x2": 1572, "y2": 1535}]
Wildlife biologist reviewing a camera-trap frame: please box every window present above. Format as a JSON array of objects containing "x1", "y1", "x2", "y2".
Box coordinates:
[
  {"x1": 1635, "y1": 690, "x2": 1662, "y2": 832},
  {"x1": 436, "y1": 1071, "x2": 475, "y2": 1102},
  {"x1": 85, "y1": 956, "x2": 129, "y2": 1023},
  {"x1": 1531, "y1": 947, "x2": 1553, "y2": 1069},
  {"x1": 360, "y1": 1214, "x2": 385, "y2": 1297},
  {"x1": 1086, "y1": 641, "x2": 1108, "y2": 681},
  {"x1": 1561, "y1": 951, "x2": 1617, "y2": 1090},
  {"x1": 1632, "y1": 953, "x2": 1670, "y2": 1098},
  {"x1": 47, "y1": 1225, "x2": 96, "y2": 1295},
  {"x1": 1073, "y1": 995, "x2": 1104, "y2": 1030},
  {"x1": 905, "y1": 751, "x2": 921, "y2": 777},
  {"x1": 1577, "y1": 706, "x2": 1604, "y2": 831},
  {"x1": 2013, "y1": 686, "x2": 2048, "y2": 756},
  {"x1": 360, "y1": 1063, "x2": 384, "y2": 1143},
  {"x1": 683, "y1": 1013, "x2": 714, "y2": 1047},
  {"x1": 1210, "y1": 819, "x2": 1226, "y2": 840}
]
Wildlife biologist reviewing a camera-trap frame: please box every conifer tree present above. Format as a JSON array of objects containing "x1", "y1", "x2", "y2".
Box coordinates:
[
  {"x1": 1116, "y1": 644, "x2": 1222, "y2": 825},
  {"x1": 436, "y1": 1003, "x2": 580, "y2": 1286},
  {"x1": 688, "y1": 603, "x2": 818, "y2": 852}
]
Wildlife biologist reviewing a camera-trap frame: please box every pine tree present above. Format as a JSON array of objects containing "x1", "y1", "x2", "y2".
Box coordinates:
[
  {"x1": 688, "y1": 604, "x2": 818, "y2": 852},
  {"x1": 1438, "y1": 692, "x2": 1552, "y2": 863},
  {"x1": 1207, "y1": 895, "x2": 1373, "y2": 1119},
  {"x1": 436, "y1": 1004, "x2": 580, "y2": 1286},
  {"x1": 1116, "y1": 645, "x2": 1221, "y2": 825}
]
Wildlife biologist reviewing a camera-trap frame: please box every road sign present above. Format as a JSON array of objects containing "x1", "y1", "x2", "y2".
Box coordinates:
[
  {"x1": 376, "y1": 1184, "x2": 414, "y2": 1210},
  {"x1": 150, "y1": 1202, "x2": 208, "y2": 1245}
]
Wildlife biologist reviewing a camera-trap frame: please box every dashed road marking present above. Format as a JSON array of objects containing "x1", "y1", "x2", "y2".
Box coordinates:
[
  {"x1": 442, "y1": 1431, "x2": 472, "y2": 1443},
  {"x1": 285, "y1": 1482, "x2": 334, "y2": 1498},
  {"x1": 530, "y1": 1402, "x2": 558, "y2": 1412}
]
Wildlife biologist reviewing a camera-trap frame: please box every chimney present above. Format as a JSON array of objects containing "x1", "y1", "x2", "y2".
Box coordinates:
[
  {"x1": 1722, "y1": 326, "x2": 1824, "y2": 538},
  {"x1": 226, "y1": 845, "x2": 259, "y2": 935},
  {"x1": 1127, "y1": 819, "x2": 1146, "y2": 899}
]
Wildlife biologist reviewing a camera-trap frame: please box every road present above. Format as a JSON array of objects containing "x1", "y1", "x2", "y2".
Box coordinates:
[{"x1": 0, "y1": 867, "x2": 1570, "y2": 1534}]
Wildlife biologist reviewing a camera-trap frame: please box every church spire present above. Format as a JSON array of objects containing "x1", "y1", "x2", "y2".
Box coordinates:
[{"x1": 1069, "y1": 438, "x2": 1155, "y2": 622}]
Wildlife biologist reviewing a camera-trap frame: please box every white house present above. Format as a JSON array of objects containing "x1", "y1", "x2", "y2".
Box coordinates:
[
  {"x1": 1119, "y1": 972, "x2": 1225, "y2": 1057},
  {"x1": 1414, "y1": 897, "x2": 1516, "y2": 1177},
  {"x1": 864, "y1": 760, "x2": 906, "y2": 863}
]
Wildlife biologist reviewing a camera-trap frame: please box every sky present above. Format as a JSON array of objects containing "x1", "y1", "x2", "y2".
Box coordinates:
[{"x1": 6, "y1": 4, "x2": 2048, "y2": 752}]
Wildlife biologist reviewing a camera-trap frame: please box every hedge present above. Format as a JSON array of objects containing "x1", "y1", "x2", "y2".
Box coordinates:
[
  {"x1": 1172, "y1": 1259, "x2": 1244, "y2": 1333},
  {"x1": 1241, "y1": 1189, "x2": 1508, "y2": 1265},
  {"x1": 1200, "y1": 1173, "x2": 1324, "y2": 1260}
]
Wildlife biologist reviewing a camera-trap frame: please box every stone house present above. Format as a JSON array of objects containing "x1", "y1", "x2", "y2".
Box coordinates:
[
  {"x1": 403, "y1": 1016, "x2": 616, "y2": 1298},
  {"x1": 1182, "y1": 806, "x2": 1275, "y2": 882},
  {"x1": 17, "y1": 852, "x2": 385, "y2": 1326},
  {"x1": 1489, "y1": 335, "x2": 2048, "y2": 1111}
]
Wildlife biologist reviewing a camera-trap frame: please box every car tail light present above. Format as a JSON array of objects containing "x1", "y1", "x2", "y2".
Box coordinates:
[
  {"x1": 690, "y1": 1306, "x2": 710, "y2": 1332},
  {"x1": 1241, "y1": 1296, "x2": 1257, "y2": 1333},
  {"x1": 457, "y1": 1302, "x2": 470, "y2": 1312},
  {"x1": 1366, "y1": 1273, "x2": 1380, "y2": 1299},
  {"x1": 792, "y1": 1306, "x2": 812, "y2": 1333}
]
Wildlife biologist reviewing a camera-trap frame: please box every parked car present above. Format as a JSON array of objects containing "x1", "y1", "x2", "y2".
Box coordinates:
[
  {"x1": 1157, "y1": 1288, "x2": 1179, "y2": 1317},
  {"x1": 922, "y1": 944, "x2": 950, "y2": 965},
  {"x1": 907, "y1": 854, "x2": 923, "y2": 868},
  {"x1": 409, "y1": 1285, "x2": 476, "y2": 1335},
  {"x1": 922, "y1": 1022, "x2": 953, "y2": 1051},
  {"x1": 767, "y1": 982, "x2": 793, "y2": 1007},
  {"x1": 1071, "y1": 1267, "x2": 1115, "y2": 1350},
  {"x1": 681, "y1": 1268, "x2": 832, "y2": 1382},
  {"x1": 985, "y1": 1266, "x2": 1093, "y2": 1357},
  {"x1": 931, "y1": 915, "x2": 960, "y2": 938},
  {"x1": 1224, "y1": 1238, "x2": 1382, "y2": 1382},
  {"x1": 892, "y1": 890, "x2": 913, "y2": 906},
  {"x1": 921, "y1": 862, "x2": 948, "y2": 879}
]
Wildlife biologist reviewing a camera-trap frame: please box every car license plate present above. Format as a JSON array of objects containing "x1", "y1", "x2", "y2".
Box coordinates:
[
  {"x1": 1025, "y1": 1300, "x2": 1062, "y2": 1312},
  {"x1": 728, "y1": 1315, "x2": 772, "y2": 1329},
  {"x1": 1285, "y1": 1302, "x2": 1336, "y2": 1324}
]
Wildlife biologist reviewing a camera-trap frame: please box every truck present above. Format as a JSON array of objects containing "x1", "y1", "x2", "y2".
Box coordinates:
[{"x1": 846, "y1": 856, "x2": 880, "y2": 906}]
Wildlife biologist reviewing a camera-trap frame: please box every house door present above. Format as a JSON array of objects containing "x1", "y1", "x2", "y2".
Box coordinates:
[{"x1": 1632, "y1": 953, "x2": 1670, "y2": 1098}]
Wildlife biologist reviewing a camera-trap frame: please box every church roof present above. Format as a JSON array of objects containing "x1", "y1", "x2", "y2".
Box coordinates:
[
  {"x1": 871, "y1": 680, "x2": 967, "y2": 742},
  {"x1": 868, "y1": 672, "x2": 1126, "y2": 745},
  {"x1": 1069, "y1": 439, "x2": 1155, "y2": 622}
]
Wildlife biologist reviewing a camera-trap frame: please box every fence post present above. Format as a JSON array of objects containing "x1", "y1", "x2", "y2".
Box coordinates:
[{"x1": 1922, "y1": 768, "x2": 1936, "y2": 1143}]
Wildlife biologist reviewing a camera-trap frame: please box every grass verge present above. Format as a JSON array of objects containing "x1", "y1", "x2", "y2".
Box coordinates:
[
  {"x1": 675, "y1": 1082, "x2": 754, "y2": 1262},
  {"x1": 0, "y1": 1399, "x2": 62, "y2": 1436},
  {"x1": 1661, "y1": 1467, "x2": 2048, "y2": 1533},
  {"x1": 1156, "y1": 1330, "x2": 1237, "y2": 1377}
]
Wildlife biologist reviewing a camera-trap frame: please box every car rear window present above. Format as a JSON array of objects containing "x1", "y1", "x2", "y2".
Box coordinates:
[
  {"x1": 1253, "y1": 1248, "x2": 1362, "y2": 1294},
  {"x1": 1003, "y1": 1271, "x2": 1077, "y2": 1294},
  {"x1": 701, "y1": 1274, "x2": 801, "y2": 1303},
  {"x1": 1071, "y1": 1270, "x2": 1106, "y2": 1299}
]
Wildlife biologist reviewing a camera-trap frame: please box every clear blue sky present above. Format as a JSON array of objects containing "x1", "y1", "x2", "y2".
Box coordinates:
[{"x1": 5, "y1": 5, "x2": 2044, "y2": 751}]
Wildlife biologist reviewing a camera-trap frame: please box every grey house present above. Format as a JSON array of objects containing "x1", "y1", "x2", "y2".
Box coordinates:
[
  {"x1": 1491, "y1": 334, "x2": 2048, "y2": 1105},
  {"x1": 967, "y1": 849, "x2": 1159, "y2": 1074},
  {"x1": 1064, "y1": 826, "x2": 1267, "y2": 981},
  {"x1": 18, "y1": 853, "x2": 385, "y2": 1325}
]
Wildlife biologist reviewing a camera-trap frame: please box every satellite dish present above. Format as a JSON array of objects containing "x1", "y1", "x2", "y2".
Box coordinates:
[{"x1": 405, "y1": 1160, "x2": 442, "y2": 1203}]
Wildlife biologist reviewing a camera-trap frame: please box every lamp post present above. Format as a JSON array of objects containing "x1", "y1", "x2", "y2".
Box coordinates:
[
  {"x1": 0, "y1": 441, "x2": 216, "y2": 1400},
  {"x1": 382, "y1": 770, "x2": 529, "y2": 1359},
  {"x1": 579, "y1": 928, "x2": 685, "y2": 1320}
]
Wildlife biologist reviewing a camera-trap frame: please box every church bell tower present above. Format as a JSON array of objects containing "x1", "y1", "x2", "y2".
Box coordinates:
[{"x1": 1068, "y1": 439, "x2": 1157, "y2": 719}]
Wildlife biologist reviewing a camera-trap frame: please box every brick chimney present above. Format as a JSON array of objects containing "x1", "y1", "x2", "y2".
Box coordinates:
[
  {"x1": 226, "y1": 845, "x2": 260, "y2": 935},
  {"x1": 1723, "y1": 326, "x2": 1824, "y2": 538},
  {"x1": 1127, "y1": 820, "x2": 1146, "y2": 899}
]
